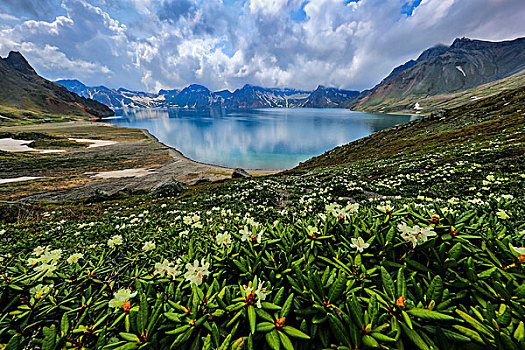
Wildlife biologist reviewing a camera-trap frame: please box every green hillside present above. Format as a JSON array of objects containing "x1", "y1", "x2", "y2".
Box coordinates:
[
  {"x1": 353, "y1": 69, "x2": 525, "y2": 114},
  {"x1": 1, "y1": 84, "x2": 524, "y2": 349}
]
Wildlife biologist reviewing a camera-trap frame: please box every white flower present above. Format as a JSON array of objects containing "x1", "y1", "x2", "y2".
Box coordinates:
[
  {"x1": 32, "y1": 246, "x2": 48, "y2": 257},
  {"x1": 496, "y1": 209, "x2": 510, "y2": 220},
  {"x1": 397, "y1": 223, "x2": 436, "y2": 247},
  {"x1": 417, "y1": 226, "x2": 436, "y2": 243},
  {"x1": 108, "y1": 288, "x2": 138, "y2": 309},
  {"x1": 184, "y1": 258, "x2": 211, "y2": 287},
  {"x1": 33, "y1": 263, "x2": 57, "y2": 277},
  {"x1": 350, "y1": 237, "x2": 370, "y2": 252},
  {"x1": 216, "y1": 232, "x2": 232, "y2": 246},
  {"x1": 377, "y1": 204, "x2": 394, "y2": 214},
  {"x1": 30, "y1": 284, "x2": 53, "y2": 299},
  {"x1": 154, "y1": 259, "x2": 181, "y2": 279},
  {"x1": 142, "y1": 241, "x2": 156, "y2": 252},
  {"x1": 107, "y1": 235, "x2": 123, "y2": 248},
  {"x1": 511, "y1": 245, "x2": 525, "y2": 255},
  {"x1": 66, "y1": 253, "x2": 84, "y2": 265},
  {"x1": 243, "y1": 280, "x2": 269, "y2": 308},
  {"x1": 240, "y1": 226, "x2": 251, "y2": 242},
  {"x1": 306, "y1": 225, "x2": 318, "y2": 236}
]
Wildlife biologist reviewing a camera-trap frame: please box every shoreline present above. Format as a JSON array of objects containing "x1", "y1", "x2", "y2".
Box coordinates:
[
  {"x1": 0, "y1": 120, "x2": 281, "y2": 201},
  {"x1": 137, "y1": 125, "x2": 282, "y2": 173}
]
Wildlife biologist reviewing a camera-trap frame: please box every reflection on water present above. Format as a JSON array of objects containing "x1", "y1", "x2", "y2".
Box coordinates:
[{"x1": 109, "y1": 108, "x2": 418, "y2": 169}]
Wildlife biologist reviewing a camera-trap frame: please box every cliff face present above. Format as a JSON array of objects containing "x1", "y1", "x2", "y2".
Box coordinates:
[{"x1": 0, "y1": 51, "x2": 113, "y2": 120}]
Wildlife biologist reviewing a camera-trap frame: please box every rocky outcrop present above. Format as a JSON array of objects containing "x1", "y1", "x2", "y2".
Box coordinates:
[
  {"x1": 232, "y1": 168, "x2": 252, "y2": 179},
  {"x1": 151, "y1": 177, "x2": 188, "y2": 198}
]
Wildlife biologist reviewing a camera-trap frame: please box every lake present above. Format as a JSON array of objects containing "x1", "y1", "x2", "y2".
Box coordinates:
[{"x1": 107, "y1": 108, "x2": 418, "y2": 169}]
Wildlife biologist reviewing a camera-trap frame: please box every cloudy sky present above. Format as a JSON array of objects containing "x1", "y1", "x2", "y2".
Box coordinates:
[{"x1": 1, "y1": 0, "x2": 524, "y2": 92}]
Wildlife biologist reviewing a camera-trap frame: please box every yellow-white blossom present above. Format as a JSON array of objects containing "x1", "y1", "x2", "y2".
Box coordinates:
[
  {"x1": 142, "y1": 241, "x2": 156, "y2": 252},
  {"x1": 108, "y1": 288, "x2": 137, "y2": 309},
  {"x1": 30, "y1": 284, "x2": 53, "y2": 299},
  {"x1": 66, "y1": 253, "x2": 84, "y2": 264},
  {"x1": 107, "y1": 235, "x2": 123, "y2": 248},
  {"x1": 350, "y1": 237, "x2": 370, "y2": 252}
]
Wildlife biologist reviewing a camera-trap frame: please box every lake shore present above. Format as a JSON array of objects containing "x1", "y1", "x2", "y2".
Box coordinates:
[{"x1": 0, "y1": 121, "x2": 279, "y2": 202}]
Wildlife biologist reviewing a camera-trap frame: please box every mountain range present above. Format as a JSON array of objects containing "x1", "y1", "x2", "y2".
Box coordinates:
[
  {"x1": 55, "y1": 37, "x2": 525, "y2": 113},
  {"x1": 55, "y1": 79, "x2": 360, "y2": 109},
  {"x1": 1, "y1": 36, "x2": 524, "y2": 122},
  {"x1": 0, "y1": 51, "x2": 113, "y2": 122}
]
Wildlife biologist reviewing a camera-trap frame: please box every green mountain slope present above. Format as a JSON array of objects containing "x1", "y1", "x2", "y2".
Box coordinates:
[
  {"x1": 0, "y1": 51, "x2": 113, "y2": 124},
  {"x1": 352, "y1": 37, "x2": 525, "y2": 113},
  {"x1": 300, "y1": 84, "x2": 525, "y2": 170},
  {"x1": 1, "y1": 79, "x2": 524, "y2": 350}
]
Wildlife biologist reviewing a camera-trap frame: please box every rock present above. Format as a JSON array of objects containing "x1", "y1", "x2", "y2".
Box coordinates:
[
  {"x1": 232, "y1": 168, "x2": 252, "y2": 179},
  {"x1": 193, "y1": 177, "x2": 211, "y2": 185},
  {"x1": 151, "y1": 177, "x2": 187, "y2": 198},
  {"x1": 424, "y1": 109, "x2": 446, "y2": 121},
  {"x1": 85, "y1": 189, "x2": 111, "y2": 203}
]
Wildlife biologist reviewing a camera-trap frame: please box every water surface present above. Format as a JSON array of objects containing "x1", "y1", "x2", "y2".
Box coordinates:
[{"x1": 109, "y1": 108, "x2": 417, "y2": 169}]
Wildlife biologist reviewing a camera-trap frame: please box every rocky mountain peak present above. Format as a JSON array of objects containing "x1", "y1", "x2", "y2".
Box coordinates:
[{"x1": 2, "y1": 51, "x2": 37, "y2": 76}]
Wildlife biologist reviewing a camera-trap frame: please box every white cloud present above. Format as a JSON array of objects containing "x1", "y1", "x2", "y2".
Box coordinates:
[{"x1": 0, "y1": 0, "x2": 524, "y2": 92}]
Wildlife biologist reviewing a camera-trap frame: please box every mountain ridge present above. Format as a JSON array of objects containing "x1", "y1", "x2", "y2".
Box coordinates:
[
  {"x1": 56, "y1": 80, "x2": 355, "y2": 109},
  {"x1": 0, "y1": 52, "x2": 114, "y2": 123},
  {"x1": 351, "y1": 37, "x2": 525, "y2": 113}
]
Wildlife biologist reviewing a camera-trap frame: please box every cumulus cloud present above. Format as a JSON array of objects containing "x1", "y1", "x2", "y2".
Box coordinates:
[{"x1": 0, "y1": 0, "x2": 524, "y2": 92}]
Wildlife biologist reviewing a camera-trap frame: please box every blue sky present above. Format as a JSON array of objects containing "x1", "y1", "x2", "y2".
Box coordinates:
[{"x1": 1, "y1": 0, "x2": 524, "y2": 92}]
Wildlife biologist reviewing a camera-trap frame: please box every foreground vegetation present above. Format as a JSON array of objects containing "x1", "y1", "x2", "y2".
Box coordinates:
[{"x1": 0, "y1": 87, "x2": 524, "y2": 350}]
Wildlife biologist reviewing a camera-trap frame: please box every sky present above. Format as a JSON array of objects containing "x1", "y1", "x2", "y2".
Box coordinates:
[{"x1": 1, "y1": 0, "x2": 524, "y2": 93}]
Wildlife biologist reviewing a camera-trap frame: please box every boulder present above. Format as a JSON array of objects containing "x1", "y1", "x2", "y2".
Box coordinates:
[
  {"x1": 151, "y1": 177, "x2": 187, "y2": 198},
  {"x1": 85, "y1": 188, "x2": 111, "y2": 203},
  {"x1": 232, "y1": 168, "x2": 252, "y2": 179},
  {"x1": 193, "y1": 177, "x2": 211, "y2": 185}
]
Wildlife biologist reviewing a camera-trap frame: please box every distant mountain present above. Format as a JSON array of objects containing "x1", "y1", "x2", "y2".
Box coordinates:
[
  {"x1": 56, "y1": 80, "x2": 353, "y2": 109},
  {"x1": 352, "y1": 37, "x2": 525, "y2": 113},
  {"x1": 56, "y1": 79, "x2": 161, "y2": 108},
  {"x1": 223, "y1": 85, "x2": 310, "y2": 108},
  {"x1": 0, "y1": 52, "x2": 113, "y2": 122},
  {"x1": 302, "y1": 86, "x2": 360, "y2": 108}
]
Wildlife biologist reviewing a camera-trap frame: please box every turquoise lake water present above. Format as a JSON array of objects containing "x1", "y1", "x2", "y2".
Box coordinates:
[{"x1": 108, "y1": 108, "x2": 418, "y2": 169}]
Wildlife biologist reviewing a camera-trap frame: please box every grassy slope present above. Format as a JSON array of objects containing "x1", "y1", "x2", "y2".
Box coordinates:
[
  {"x1": 353, "y1": 69, "x2": 525, "y2": 114},
  {"x1": 303, "y1": 85, "x2": 525, "y2": 170},
  {"x1": 0, "y1": 87, "x2": 524, "y2": 349}
]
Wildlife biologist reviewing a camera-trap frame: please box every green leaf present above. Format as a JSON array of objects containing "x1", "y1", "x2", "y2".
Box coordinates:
[
  {"x1": 257, "y1": 322, "x2": 276, "y2": 332},
  {"x1": 42, "y1": 325, "x2": 57, "y2": 350},
  {"x1": 327, "y1": 314, "x2": 350, "y2": 345},
  {"x1": 138, "y1": 294, "x2": 149, "y2": 334},
  {"x1": 283, "y1": 326, "x2": 310, "y2": 340},
  {"x1": 396, "y1": 267, "x2": 406, "y2": 298},
  {"x1": 266, "y1": 329, "x2": 281, "y2": 350},
  {"x1": 370, "y1": 332, "x2": 396, "y2": 342},
  {"x1": 61, "y1": 313, "x2": 70, "y2": 335},
  {"x1": 278, "y1": 331, "x2": 294, "y2": 350},
  {"x1": 328, "y1": 273, "x2": 347, "y2": 303},
  {"x1": 380, "y1": 267, "x2": 395, "y2": 300},
  {"x1": 362, "y1": 335, "x2": 380, "y2": 348},
  {"x1": 281, "y1": 294, "x2": 294, "y2": 318},
  {"x1": 119, "y1": 333, "x2": 139, "y2": 342},
  {"x1": 248, "y1": 305, "x2": 256, "y2": 334},
  {"x1": 400, "y1": 322, "x2": 429, "y2": 350},
  {"x1": 261, "y1": 302, "x2": 282, "y2": 310},
  {"x1": 406, "y1": 308, "x2": 454, "y2": 321}
]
